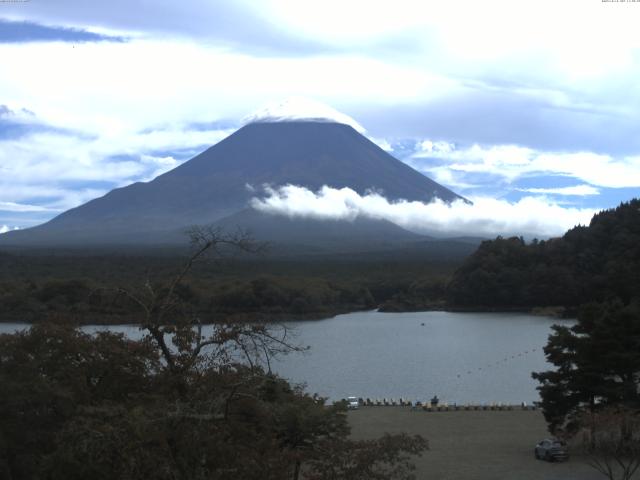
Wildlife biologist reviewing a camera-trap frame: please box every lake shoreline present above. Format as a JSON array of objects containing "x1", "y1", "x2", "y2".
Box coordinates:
[
  {"x1": 379, "y1": 304, "x2": 575, "y2": 318},
  {"x1": 0, "y1": 304, "x2": 575, "y2": 325},
  {"x1": 0, "y1": 306, "x2": 367, "y2": 326}
]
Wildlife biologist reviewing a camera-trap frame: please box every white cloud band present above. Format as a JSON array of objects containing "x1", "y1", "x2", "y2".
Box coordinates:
[{"x1": 250, "y1": 184, "x2": 598, "y2": 238}]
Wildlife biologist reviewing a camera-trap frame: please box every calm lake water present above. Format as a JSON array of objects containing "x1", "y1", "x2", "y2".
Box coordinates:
[{"x1": 0, "y1": 310, "x2": 570, "y2": 404}]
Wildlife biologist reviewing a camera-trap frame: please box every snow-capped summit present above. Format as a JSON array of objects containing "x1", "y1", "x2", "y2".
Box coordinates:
[{"x1": 242, "y1": 97, "x2": 366, "y2": 134}]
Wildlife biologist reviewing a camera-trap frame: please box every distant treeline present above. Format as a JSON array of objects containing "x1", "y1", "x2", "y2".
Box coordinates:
[
  {"x1": 0, "y1": 275, "x2": 377, "y2": 323},
  {"x1": 446, "y1": 199, "x2": 640, "y2": 311},
  {"x1": 0, "y1": 251, "x2": 458, "y2": 323}
]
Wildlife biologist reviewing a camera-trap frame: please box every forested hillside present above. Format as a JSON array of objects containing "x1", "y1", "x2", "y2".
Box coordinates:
[
  {"x1": 447, "y1": 199, "x2": 640, "y2": 310},
  {"x1": 0, "y1": 250, "x2": 458, "y2": 324}
]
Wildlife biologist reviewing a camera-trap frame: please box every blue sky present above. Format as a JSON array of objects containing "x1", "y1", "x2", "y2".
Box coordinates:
[{"x1": 0, "y1": 0, "x2": 639, "y2": 237}]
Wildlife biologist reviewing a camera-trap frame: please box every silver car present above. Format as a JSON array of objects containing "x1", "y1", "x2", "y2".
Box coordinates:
[
  {"x1": 346, "y1": 396, "x2": 359, "y2": 410},
  {"x1": 534, "y1": 438, "x2": 569, "y2": 462}
]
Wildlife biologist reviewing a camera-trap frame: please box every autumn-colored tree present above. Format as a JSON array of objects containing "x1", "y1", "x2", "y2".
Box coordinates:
[{"x1": 0, "y1": 227, "x2": 427, "y2": 480}]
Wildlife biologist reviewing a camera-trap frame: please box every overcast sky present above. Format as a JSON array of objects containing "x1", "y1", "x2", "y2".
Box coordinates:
[{"x1": 1, "y1": 0, "x2": 639, "y2": 236}]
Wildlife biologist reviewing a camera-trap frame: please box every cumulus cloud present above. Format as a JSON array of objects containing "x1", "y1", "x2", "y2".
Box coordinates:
[
  {"x1": 0, "y1": 19, "x2": 126, "y2": 44},
  {"x1": 250, "y1": 184, "x2": 597, "y2": 238},
  {"x1": 0, "y1": 201, "x2": 57, "y2": 213},
  {"x1": 516, "y1": 185, "x2": 600, "y2": 196},
  {"x1": 411, "y1": 141, "x2": 640, "y2": 189},
  {"x1": 368, "y1": 136, "x2": 393, "y2": 152},
  {"x1": 0, "y1": 104, "x2": 235, "y2": 226},
  {"x1": 416, "y1": 140, "x2": 455, "y2": 155},
  {"x1": 0, "y1": 104, "x2": 36, "y2": 124},
  {"x1": 0, "y1": 225, "x2": 19, "y2": 234}
]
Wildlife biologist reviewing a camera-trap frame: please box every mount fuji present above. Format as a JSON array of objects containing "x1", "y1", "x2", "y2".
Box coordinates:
[{"x1": 0, "y1": 100, "x2": 468, "y2": 251}]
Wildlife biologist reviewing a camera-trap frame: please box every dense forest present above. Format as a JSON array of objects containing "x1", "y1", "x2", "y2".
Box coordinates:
[
  {"x1": 0, "y1": 244, "x2": 459, "y2": 324},
  {"x1": 447, "y1": 199, "x2": 640, "y2": 311}
]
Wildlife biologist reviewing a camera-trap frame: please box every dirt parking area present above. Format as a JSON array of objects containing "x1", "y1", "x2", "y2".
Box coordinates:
[{"x1": 348, "y1": 407, "x2": 607, "y2": 480}]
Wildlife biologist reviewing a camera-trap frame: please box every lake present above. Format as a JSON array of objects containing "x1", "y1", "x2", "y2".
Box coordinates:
[{"x1": 0, "y1": 310, "x2": 569, "y2": 405}]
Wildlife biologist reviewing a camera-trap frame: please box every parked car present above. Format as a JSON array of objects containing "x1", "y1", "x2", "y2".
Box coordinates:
[
  {"x1": 346, "y1": 396, "x2": 359, "y2": 410},
  {"x1": 534, "y1": 438, "x2": 569, "y2": 461}
]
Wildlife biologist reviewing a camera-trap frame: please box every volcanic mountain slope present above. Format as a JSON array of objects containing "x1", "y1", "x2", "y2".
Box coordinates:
[
  {"x1": 214, "y1": 208, "x2": 428, "y2": 253},
  {"x1": 0, "y1": 120, "x2": 466, "y2": 249}
]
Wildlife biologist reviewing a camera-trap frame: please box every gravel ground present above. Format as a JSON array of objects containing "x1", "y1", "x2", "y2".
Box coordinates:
[{"x1": 348, "y1": 407, "x2": 608, "y2": 480}]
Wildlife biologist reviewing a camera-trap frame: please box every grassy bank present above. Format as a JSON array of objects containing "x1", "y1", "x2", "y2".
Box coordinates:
[{"x1": 348, "y1": 407, "x2": 603, "y2": 480}]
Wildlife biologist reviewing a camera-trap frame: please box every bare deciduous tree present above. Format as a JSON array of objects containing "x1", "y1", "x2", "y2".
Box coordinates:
[
  {"x1": 118, "y1": 226, "x2": 301, "y2": 376},
  {"x1": 581, "y1": 407, "x2": 640, "y2": 480}
]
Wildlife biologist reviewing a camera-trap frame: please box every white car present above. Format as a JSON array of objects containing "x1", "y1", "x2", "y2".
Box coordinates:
[{"x1": 346, "y1": 396, "x2": 359, "y2": 409}]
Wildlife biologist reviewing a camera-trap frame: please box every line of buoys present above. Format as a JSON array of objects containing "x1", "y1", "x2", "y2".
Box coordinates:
[{"x1": 453, "y1": 346, "x2": 542, "y2": 379}]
